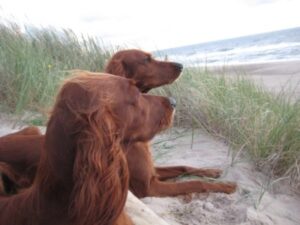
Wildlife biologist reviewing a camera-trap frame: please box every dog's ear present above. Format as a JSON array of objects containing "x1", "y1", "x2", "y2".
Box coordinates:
[
  {"x1": 105, "y1": 59, "x2": 127, "y2": 77},
  {"x1": 105, "y1": 59, "x2": 134, "y2": 78}
]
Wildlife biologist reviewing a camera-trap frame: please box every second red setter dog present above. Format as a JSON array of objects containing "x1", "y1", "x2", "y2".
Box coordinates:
[
  {"x1": 0, "y1": 50, "x2": 236, "y2": 197},
  {"x1": 0, "y1": 74, "x2": 175, "y2": 225},
  {"x1": 105, "y1": 49, "x2": 183, "y2": 92}
]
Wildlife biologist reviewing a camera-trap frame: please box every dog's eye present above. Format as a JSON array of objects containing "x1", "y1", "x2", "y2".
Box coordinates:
[{"x1": 144, "y1": 56, "x2": 151, "y2": 63}]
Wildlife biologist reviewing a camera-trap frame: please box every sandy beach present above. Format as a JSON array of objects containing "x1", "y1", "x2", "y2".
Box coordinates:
[
  {"x1": 0, "y1": 60, "x2": 300, "y2": 225},
  {"x1": 207, "y1": 60, "x2": 300, "y2": 98}
]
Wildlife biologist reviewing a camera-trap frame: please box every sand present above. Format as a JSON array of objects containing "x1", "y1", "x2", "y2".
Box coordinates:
[
  {"x1": 1, "y1": 60, "x2": 300, "y2": 225},
  {"x1": 207, "y1": 60, "x2": 300, "y2": 98},
  {"x1": 142, "y1": 129, "x2": 300, "y2": 225}
]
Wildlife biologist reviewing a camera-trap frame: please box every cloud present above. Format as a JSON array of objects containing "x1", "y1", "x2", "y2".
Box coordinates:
[
  {"x1": 0, "y1": 0, "x2": 300, "y2": 50},
  {"x1": 253, "y1": 0, "x2": 278, "y2": 4},
  {"x1": 80, "y1": 15, "x2": 109, "y2": 23},
  {"x1": 243, "y1": 0, "x2": 295, "y2": 6}
]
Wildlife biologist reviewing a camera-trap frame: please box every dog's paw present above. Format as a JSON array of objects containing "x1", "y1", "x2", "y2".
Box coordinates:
[{"x1": 222, "y1": 182, "x2": 237, "y2": 194}]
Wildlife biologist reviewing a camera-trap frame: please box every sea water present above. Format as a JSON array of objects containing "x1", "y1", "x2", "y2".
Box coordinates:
[{"x1": 155, "y1": 27, "x2": 300, "y2": 66}]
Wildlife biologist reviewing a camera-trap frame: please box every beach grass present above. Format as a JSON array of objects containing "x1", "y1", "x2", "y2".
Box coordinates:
[
  {"x1": 153, "y1": 68, "x2": 300, "y2": 191},
  {"x1": 0, "y1": 21, "x2": 111, "y2": 114},
  {"x1": 0, "y1": 22, "x2": 299, "y2": 191}
]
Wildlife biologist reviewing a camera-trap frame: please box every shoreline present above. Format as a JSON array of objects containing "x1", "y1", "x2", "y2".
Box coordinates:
[
  {"x1": 203, "y1": 59, "x2": 300, "y2": 97},
  {"x1": 205, "y1": 59, "x2": 300, "y2": 76}
]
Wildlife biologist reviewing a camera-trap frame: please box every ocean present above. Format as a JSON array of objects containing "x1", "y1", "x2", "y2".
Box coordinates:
[{"x1": 155, "y1": 27, "x2": 300, "y2": 66}]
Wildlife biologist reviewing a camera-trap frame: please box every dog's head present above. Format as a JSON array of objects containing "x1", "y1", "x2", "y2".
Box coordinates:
[
  {"x1": 105, "y1": 49, "x2": 183, "y2": 92},
  {"x1": 52, "y1": 72, "x2": 175, "y2": 146}
]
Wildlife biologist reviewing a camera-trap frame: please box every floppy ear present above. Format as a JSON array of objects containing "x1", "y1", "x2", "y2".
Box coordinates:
[
  {"x1": 105, "y1": 59, "x2": 127, "y2": 77},
  {"x1": 70, "y1": 107, "x2": 129, "y2": 225}
]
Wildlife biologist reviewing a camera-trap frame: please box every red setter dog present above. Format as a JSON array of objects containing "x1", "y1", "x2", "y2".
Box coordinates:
[
  {"x1": 0, "y1": 73, "x2": 175, "y2": 225},
  {"x1": 105, "y1": 49, "x2": 183, "y2": 92},
  {"x1": 0, "y1": 49, "x2": 236, "y2": 197}
]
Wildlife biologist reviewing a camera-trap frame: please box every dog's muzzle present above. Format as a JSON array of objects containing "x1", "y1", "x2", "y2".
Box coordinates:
[{"x1": 168, "y1": 97, "x2": 177, "y2": 108}]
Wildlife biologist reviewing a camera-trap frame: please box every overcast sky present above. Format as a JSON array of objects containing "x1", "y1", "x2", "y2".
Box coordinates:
[{"x1": 0, "y1": 0, "x2": 299, "y2": 50}]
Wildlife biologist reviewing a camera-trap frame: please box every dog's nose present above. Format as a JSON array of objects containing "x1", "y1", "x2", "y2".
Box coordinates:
[
  {"x1": 174, "y1": 63, "x2": 183, "y2": 71},
  {"x1": 168, "y1": 97, "x2": 177, "y2": 108}
]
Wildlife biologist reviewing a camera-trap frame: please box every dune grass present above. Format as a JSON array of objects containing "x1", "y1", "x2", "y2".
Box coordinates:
[
  {"x1": 0, "y1": 22, "x2": 111, "y2": 114},
  {"x1": 0, "y1": 22, "x2": 299, "y2": 191},
  {"x1": 154, "y1": 68, "x2": 300, "y2": 191}
]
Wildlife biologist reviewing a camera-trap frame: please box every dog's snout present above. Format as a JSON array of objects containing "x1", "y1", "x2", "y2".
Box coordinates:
[
  {"x1": 168, "y1": 97, "x2": 177, "y2": 108},
  {"x1": 174, "y1": 63, "x2": 183, "y2": 71}
]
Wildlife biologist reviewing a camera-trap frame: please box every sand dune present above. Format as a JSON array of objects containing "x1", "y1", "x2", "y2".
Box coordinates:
[{"x1": 143, "y1": 129, "x2": 300, "y2": 225}]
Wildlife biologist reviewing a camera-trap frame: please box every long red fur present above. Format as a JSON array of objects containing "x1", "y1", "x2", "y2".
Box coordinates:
[{"x1": 0, "y1": 75, "x2": 133, "y2": 225}]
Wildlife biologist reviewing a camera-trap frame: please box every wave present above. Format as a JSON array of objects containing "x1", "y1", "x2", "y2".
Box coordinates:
[
  {"x1": 164, "y1": 42, "x2": 300, "y2": 66},
  {"x1": 156, "y1": 27, "x2": 300, "y2": 66}
]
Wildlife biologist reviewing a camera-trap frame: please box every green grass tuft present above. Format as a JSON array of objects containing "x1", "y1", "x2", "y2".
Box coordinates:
[{"x1": 0, "y1": 22, "x2": 111, "y2": 113}]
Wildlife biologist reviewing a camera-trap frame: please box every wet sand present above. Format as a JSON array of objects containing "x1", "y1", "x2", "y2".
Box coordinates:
[{"x1": 207, "y1": 60, "x2": 300, "y2": 97}]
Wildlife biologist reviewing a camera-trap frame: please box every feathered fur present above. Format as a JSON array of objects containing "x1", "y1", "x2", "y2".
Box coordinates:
[{"x1": 0, "y1": 75, "x2": 133, "y2": 225}]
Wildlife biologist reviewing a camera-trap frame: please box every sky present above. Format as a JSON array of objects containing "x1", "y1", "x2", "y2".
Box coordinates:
[{"x1": 0, "y1": 0, "x2": 300, "y2": 51}]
